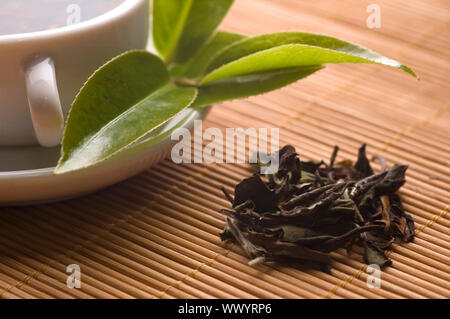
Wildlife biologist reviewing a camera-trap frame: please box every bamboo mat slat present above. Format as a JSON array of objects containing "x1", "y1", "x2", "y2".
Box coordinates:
[{"x1": 0, "y1": 0, "x2": 449, "y2": 299}]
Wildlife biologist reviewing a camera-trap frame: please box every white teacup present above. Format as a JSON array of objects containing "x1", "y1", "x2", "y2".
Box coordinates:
[{"x1": 0, "y1": 0, "x2": 149, "y2": 147}]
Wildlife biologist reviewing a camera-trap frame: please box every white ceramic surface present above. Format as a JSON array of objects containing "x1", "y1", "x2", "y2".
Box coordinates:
[
  {"x1": 0, "y1": 107, "x2": 209, "y2": 205},
  {"x1": 0, "y1": 1, "x2": 210, "y2": 205},
  {"x1": 0, "y1": 0, "x2": 149, "y2": 146}
]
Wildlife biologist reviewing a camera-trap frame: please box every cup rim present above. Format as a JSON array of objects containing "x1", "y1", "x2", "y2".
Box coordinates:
[{"x1": 0, "y1": 0, "x2": 143, "y2": 43}]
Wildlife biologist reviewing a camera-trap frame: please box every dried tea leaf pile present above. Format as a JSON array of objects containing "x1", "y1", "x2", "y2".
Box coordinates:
[{"x1": 220, "y1": 145, "x2": 415, "y2": 270}]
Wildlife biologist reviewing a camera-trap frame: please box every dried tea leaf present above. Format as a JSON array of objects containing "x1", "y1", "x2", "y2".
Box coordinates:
[
  {"x1": 247, "y1": 232, "x2": 330, "y2": 264},
  {"x1": 276, "y1": 224, "x2": 384, "y2": 253},
  {"x1": 352, "y1": 144, "x2": 374, "y2": 179},
  {"x1": 233, "y1": 175, "x2": 276, "y2": 212},
  {"x1": 226, "y1": 217, "x2": 266, "y2": 260},
  {"x1": 363, "y1": 241, "x2": 392, "y2": 267},
  {"x1": 389, "y1": 194, "x2": 415, "y2": 242},
  {"x1": 362, "y1": 229, "x2": 394, "y2": 250},
  {"x1": 219, "y1": 144, "x2": 412, "y2": 270},
  {"x1": 268, "y1": 225, "x2": 324, "y2": 242}
]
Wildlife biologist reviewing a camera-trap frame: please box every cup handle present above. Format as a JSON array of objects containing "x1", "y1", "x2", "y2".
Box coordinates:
[{"x1": 24, "y1": 56, "x2": 64, "y2": 147}]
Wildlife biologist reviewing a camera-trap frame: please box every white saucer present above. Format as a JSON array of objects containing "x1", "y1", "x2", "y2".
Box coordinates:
[{"x1": 0, "y1": 108, "x2": 208, "y2": 205}]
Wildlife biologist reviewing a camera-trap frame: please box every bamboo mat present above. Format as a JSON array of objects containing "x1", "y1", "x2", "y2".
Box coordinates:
[{"x1": 0, "y1": 0, "x2": 449, "y2": 299}]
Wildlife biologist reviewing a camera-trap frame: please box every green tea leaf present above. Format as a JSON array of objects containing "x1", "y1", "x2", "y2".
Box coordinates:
[
  {"x1": 192, "y1": 66, "x2": 323, "y2": 108},
  {"x1": 55, "y1": 51, "x2": 197, "y2": 174},
  {"x1": 153, "y1": 0, "x2": 234, "y2": 64},
  {"x1": 153, "y1": 0, "x2": 192, "y2": 61},
  {"x1": 171, "y1": 31, "x2": 246, "y2": 80},
  {"x1": 206, "y1": 32, "x2": 417, "y2": 77},
  {"x1": 202, "y1": 44, "x2": 416, "y2": 86}
]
